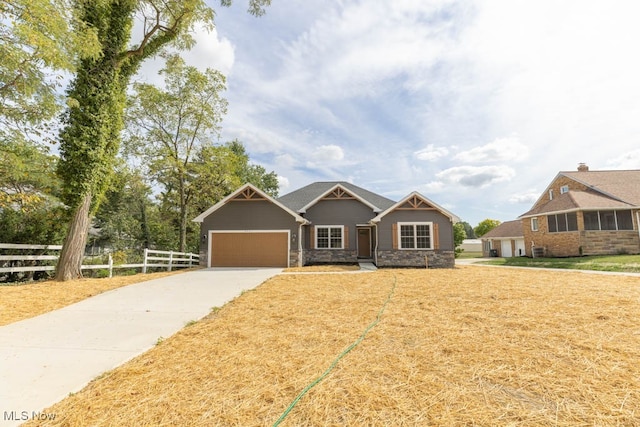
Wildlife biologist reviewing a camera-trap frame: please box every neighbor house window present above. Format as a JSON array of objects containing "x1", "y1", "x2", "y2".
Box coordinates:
[
  {"x1": 316, "y1": 226, "x2": 343, "y2": 249},
  {"x1": 398, "y1": 222, "x2": 432, "y2": 249},
  {"x1": 584, "y1": 210, "x2": 634, "y2": 231},
  {"x1": 547, "y1": 212, "x2": 578, "y2": 233},
  {"x1": 560, "y1": 185, "x2": 569, "y2": 194},
  {"x1": 531, "y1": 217, "x2": 539, "y2": 231}
]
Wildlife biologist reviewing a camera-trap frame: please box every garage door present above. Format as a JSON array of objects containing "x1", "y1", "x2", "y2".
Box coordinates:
[
  {"x1": 501, "y1": 240, "x2": 513, "y2": 258},
  {"x1": 210, "y1": 231, "x2": 289, "y2": 267}
]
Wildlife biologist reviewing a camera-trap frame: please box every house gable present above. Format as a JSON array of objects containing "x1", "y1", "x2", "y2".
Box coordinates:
[
  {"x1": 371, "y1": 192, "x2": 459, "y2": 223},
  {"x1": 299, "y1": 183, "x2": 382, "y2": 214},
  {"x1": 525, "y1": 167, "x2": 640, "y2": 216},
  {"x1": 193, "y1": 183, "x2": 307, "y2": 224}
]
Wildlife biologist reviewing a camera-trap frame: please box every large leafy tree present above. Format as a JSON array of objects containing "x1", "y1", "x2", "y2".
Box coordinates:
[
  {"x1": 126, "y1": 54, "x2": 228, "y2": 252},
  {"x1": 0, "y1": 0, "x2": 99, "y2": 138},
  {"x1": 192, "y1": 140, "x2": 279, "y2": 211},
  {"x1": 227, "y1": 139, "x2": 279, "y2": 197},
  {"x1": 474, "y1": 219, "x2": 501, "y2": 238},
  {"x1": 55, "y1": 0, "x2": 270, "y2": 280},
  {"x1": 0, "y1": 139, "x2": 66, "y2": 244}
]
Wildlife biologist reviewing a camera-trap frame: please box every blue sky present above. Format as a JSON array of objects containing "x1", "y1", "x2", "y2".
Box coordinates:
[{"x1": 137, "y1": 0, "x2": 640, "y2": 226}]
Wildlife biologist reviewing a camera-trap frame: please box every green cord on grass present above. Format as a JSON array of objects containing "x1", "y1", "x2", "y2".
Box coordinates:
[{"x1": 272, "y1": 274, "x2": 397, "y2": 426}]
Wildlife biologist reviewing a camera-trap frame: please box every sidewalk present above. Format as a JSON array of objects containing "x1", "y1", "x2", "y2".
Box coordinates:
[{"x1": 0, "y1": 268, "x2": 280, "y2": 427}]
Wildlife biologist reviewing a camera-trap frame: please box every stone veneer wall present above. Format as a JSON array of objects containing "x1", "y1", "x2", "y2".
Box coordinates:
[
  {"x1": 199, "y1": 247, "x2": 207, "y2": 267},
  {"x1": 376, "y1": 250, "x2": 455, "y2": 268},
  {"x1": 580, "y1": 231, "x2": 640, "y2": 255},
  {"x1": 304, "y1": 249, "x2": 358, "y2": 265},
  {"x1": 289, "y1": 250, "x2": 300, "y2": 268}
]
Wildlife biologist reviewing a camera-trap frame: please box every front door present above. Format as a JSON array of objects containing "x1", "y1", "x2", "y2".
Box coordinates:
[{"x1": 357, "y1": 228, "x2": 371, "y2": 258}]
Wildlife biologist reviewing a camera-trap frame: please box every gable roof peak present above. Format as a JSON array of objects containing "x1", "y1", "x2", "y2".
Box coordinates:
[
  {"x1": 192, "y1": 183, "x2": 308, "y2": 223},
  {"x1": 371, "y1": 191, "x2": 459, "y2": 223},
  {"x1": 277, "y1": 181, "x2": 396, "y2": 213}
]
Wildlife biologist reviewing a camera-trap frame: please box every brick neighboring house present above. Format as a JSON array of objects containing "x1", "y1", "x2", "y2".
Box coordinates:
[
  {"x1": 518, "y1": 164, "x2": 640, "y2": 257},
  {"x1": 480, "y1": 220, "x2": 525, "y2": 257}
]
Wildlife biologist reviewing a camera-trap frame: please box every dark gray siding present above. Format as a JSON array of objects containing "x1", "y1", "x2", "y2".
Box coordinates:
[
  {"x1": 199, "y1": 200, "x2": 300, "y2": 264},
  {"x1": 303, "y1": 199, "x2": 378, "y2": 250},
  {"x1": 377, "y1": 210, "x2": 455, "y2": 251}
]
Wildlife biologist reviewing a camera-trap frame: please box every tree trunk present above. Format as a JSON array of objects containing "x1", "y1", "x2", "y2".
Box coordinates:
[
  {"x1": 179, "y1": 205, "x2": 187, "y2": 253},
  {"x1": 55, "y1": 192, "x2": 92, "y2": 281}
]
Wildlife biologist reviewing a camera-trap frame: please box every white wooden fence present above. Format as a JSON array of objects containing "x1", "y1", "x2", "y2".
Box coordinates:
[{"x1": 0, "y1": 244, "x2": 199, "y2": 278}]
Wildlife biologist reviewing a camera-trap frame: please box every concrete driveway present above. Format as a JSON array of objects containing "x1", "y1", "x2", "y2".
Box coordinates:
[{"x1": 0, "y1": 268, "x2": 281, "y2": 427}]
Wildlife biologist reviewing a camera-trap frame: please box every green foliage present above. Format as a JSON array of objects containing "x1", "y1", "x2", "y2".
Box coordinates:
[
  {"x1": 459, "y1": 221, "x2": 476, "y2": 239},
  {"x1": 453, "y1": 222, "x2": 467, "y2": 258},
  {"x1": 226, "y1": 140, "x2": 279, "y2": 197},
  {"x1": 125, "y1": 54, "x2": 228, "y2": 251},
  {"x1": 220, "y1": 0, "x2": 272, "y2": 16},
  {"x1": 0, "y1": 0, "x2": 100, "y2": 137},
  {"x1": 0, "y1": 138, "x2": 61, "y2": 211},
  {"x1": 0, "y1": 205, "x2": 67, "y2": 244},
  {"x1": 55, "y1": 0, "x2": 219, "y2": 279},
  {"x1": 474, "y1": 219, "x2": 501, "y2": 238},
  {"x1": 0, "y1": 138, "x2": 66, "y2": 244}
]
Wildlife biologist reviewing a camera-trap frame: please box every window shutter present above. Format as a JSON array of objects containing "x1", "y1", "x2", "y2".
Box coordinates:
[
  {"x1": 310, "y1": 226, "x2": 315, "y2": 249},
  {"x1": 344, "y1": 226, "x2": 349, "y2": 249},
  {"x1": 392, "y1": 223, "x2": 398, "y2": 249},
  {"x1": 434, "y1": 223, "x2": 440, "y2": 249}
]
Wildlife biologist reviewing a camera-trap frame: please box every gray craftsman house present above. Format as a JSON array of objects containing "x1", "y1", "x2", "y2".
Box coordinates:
[{"x1": 193, "y1": 181, "x2": 459, "y2": 268}]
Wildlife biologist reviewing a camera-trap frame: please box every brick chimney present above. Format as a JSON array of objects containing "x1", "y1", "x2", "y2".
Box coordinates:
[{"x1": 577, "y1": 163, "x2": 589, "y2": 172}]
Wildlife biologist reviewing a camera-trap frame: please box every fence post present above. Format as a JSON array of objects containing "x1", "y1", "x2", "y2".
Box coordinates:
[
  {"x1": 108, "y1": 254, "x2": 113, "y2": 278},
  {"x1": 168, "y1": 251, "x2": 173, "y2": 272},
  {"x1": 143, "y1": 248, "x2": 148, "y2": 274}
]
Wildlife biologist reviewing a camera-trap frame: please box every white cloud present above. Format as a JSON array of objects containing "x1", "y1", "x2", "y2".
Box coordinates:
[
  {"x1": 133, "y1": 26, "x2": 235, "y2": 86},
  {"x1": 455, "y1": 137, "x2": 529, "y2": 163},
  {"x1": 415, "y1": 145, "x2": 449, "y2": 161},
  {"x1": 436, "y1": 165, "x2": 516, "y2": 188},
  {"x1": 509, "y1": 190, "x2": 539, "y2": 204},
  {"x1": 306, "y1": 144, "x2": 344, "y2": 169},
  {"x1": 277, "y1": 176, "x2": 290, "y2": 190},
  {"x1": 606, "y1": 149, "x2": 640, "y2": 170},
  {"x1": 182, "y1": 26, "x2": 235, "y2": 76}
]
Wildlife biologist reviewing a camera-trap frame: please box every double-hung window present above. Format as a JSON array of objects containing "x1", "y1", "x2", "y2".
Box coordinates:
[
  {"x1": 316, "y1": 226, "x2": 343, "y2": 249},
  {"x1": 398, "y1": 222, "x2": 432, "y2": 249}
]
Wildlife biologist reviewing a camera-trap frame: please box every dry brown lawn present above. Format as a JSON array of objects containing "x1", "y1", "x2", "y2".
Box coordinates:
[
  {"x1": 0, "y1": 269, "x2": 193, "y2": 326},
  {"x1": 23, "y1": 266, "x2": 640, "y2": 426}
]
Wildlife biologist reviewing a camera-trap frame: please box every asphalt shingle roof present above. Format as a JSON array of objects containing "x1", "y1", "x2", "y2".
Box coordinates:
[
  {"x1": 481, "y1": 220, "x2": 523, "y2": 239},
  {"x1": 277, "y1": 181, "x2": 396, "y2": 212},
  {"x1": 561, "y1": 170, "x2": 640, "y2": 205},
  {"x1": 520, "y1": 169, "x2": 640, "y2": 217}
]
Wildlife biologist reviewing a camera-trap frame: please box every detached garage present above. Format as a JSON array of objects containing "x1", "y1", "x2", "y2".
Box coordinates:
[
  {"x1": 481, "y1": 219, "x2": 525, "y2": 258},
  {"x1": 194, "y1": 185, "x2": 309, "y2": 268},
  {"x1": 210, "y1": 231, "x2": 290, "y2": 267}
]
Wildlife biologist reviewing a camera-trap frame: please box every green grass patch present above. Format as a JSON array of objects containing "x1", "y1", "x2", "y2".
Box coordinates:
[
  {"x1": 456, "y1": 251, "x2": 484, "y2": 259},
  {"x1": 481, "y1": 254, "x2": 640, "y2": 273}
]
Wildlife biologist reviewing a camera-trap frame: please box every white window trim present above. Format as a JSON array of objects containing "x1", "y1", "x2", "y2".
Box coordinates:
[
  {"x1": 315, "y1": 225, "x2": 344, "y2": 249},
  {"x1": 398, "y1": 222, "x2": 433, "y2": 250},
  {"x1": 560, "y1": 185, "x2": 569, "y2": 194},
  {"x1": 531, "y1": 217, "x2": 539, "y2": 231}
]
